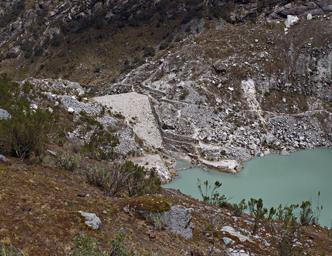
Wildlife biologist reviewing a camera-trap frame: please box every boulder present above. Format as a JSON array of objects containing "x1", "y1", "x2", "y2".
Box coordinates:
[
  {"x1": 221, "y1": 226, "x2": 252, "y2": 243},
  {"x1": 200, "y1": 159, "x2": 240, "y2": 173},
  {"x1": 139, "y1": 205, "x2": 194, "y2": 239},
  {"x1": 163, "y1": 205, "x2": 194, "y2": 240}
]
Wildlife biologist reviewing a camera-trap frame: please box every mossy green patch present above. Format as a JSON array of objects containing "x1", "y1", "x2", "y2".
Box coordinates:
[{"x1": 128, "y1": 195, "x2": 171, "y2": 213}]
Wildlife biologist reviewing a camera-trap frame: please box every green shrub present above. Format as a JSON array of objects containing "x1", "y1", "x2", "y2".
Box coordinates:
[
  {"x1": 70, "y1": 235, "x2": 106, "y2": 256},
  {"x1": 86, "y1": 161, "x2": 161, "y2": 197},
  {"x1": 0, "y1": 77, "x2": 56, "y2": 159},
  {"x1": 299, "y1": 201, "x2": 314, "y2": 226},
  {"x1": 276, "y1": 204, "x2": 299, "y2": 227},
  {"x1": 86, "y1": 167, "x2": 111, "y2": 190},
  {"x1": 110, "y1": 233, "x2": 134, "y2": 256},
  {"x1": 232, "y1": 199, "x2": 247, "y2": 217},
  {"x1": 0, "y1": 106, "x2": 54, "y2": 159},
  {"x1": 122, "y1": 161, "x2": 160, "y2": 197},
  {"x1": 56, "y1": 153, "x2": 81, "y2": 172},
  {"x1": 143, "y1": 47, "x2": 155, "y2": 58},
  {"x1": 248, "y1": 198, "x2": 268, "y2": 234},
  {"x1": 82, "y1": 129, "x2": 119, "y2": 161},
  {"x1": 267, "y1": 207, "x2": 277, "y2": 220},
  {"x1": 197, "y1": 179, "x2": 228, "y2": 207},
  {"x1": 79, "y1": 111, "x2": 103, "y2": 131}
]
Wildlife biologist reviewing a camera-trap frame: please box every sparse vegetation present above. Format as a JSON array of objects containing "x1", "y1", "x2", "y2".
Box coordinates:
[
  {"x1": 86, "y1": 161, "x2": 161, "y2": 197},
  {"x1": 197, "y1": 179, "x2": 323, "y2": 234},
  {"x1": 82, "y1": 129, "x2": 119, "y2": 161},
  {"x1": 248, "y1": 198, "x2": 268, "y2": 234},
  {"x1": 232, "y1": 199, "x2": 247, "y2": 217},
  {"x1": 56, "y1": 152, "x2": 81, "y2": 172},
  {"x1": 70, "y1": 235, "x2": 106, "y2": 256},
  {"x1": 128, "y1": 195, "x2": 171, "y2": 213},
  {"x1": 197, "y1": 179, "x2": 228, "y2": 207},
  {"x1": 0, "y1": 77, "x2": 56, "y2": 159},
  {"x1": 110, "y1": 233, "x2": 134, "y2": 256},
  {"x1": 0, "y1": 243, "x2": 24, "y2": 256}
]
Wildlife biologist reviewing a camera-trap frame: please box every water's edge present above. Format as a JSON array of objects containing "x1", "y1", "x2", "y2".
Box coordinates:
[{"x1": 164, "y1": 148, "x2": 332, "y2": 227}]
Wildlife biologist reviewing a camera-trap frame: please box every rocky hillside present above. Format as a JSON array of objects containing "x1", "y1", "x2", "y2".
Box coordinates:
[
  {"x1": 1, "y1": 0, "x2": 331, "y2": 172},
  {"x1": 0, "y1": 1, "x2": 332, "y2": 255}
]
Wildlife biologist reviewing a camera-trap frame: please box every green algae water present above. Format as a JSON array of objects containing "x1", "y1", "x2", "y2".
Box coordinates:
[{"x1": 164, "y1": 149, "x2": 332, "y2": 227}]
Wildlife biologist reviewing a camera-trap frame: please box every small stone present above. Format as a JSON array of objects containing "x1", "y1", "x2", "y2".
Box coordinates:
[
  {"x1": 68, "y1": 107, "x2": 75, "y2": 113},
  {"x1": 148, "y1": 231, "x2": 156, "y2": 239},
  {"x1": 0, "y1": 154, "x2": 7, "y2": 163},
  {"x1": 47, "y1": 150, "x2": 57, "y2": 156},
  {"x1": 223, "y1": 237, "x2": 234, "y2": 245},
  {"x1": 307, "y1": 13, "x2": 312, "y2": 21},
  {"x1": 79, "y1": 211, "x2": 101, "y2": 230},
  {"x1": 0, "y1": 108, "x2": 11, "y2": 120},
  {"x1": 31, "y1": 104, "x2": 38, "y2": 110},
  {"x1": 285, "y1": 15, "x2": 299, "y2": 29}
]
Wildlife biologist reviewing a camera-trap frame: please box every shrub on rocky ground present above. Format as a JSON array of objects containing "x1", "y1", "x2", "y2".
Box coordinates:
[
  {"x1": 56, "y1": 152, "x2": 81, "y2": 172},
  {"x1": 0, "y1": 77, "x2": 55, "y2": 159},
  {"x1": 82, "y1": 129, "x2": 119, "y2": 161},
  {"x1": 86, "y1": 161, "x2": 161, "y2": 197}
]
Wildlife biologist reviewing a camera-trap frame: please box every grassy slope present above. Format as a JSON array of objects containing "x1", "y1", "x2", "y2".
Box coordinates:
[{"x1": 0, "y1": 158, "x2": 332, "y2": 255}]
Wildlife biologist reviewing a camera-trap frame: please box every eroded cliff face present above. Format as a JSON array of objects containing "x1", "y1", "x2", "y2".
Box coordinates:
[
  {"x1": 0, "y1": 0, "x2": 331, "y2": 169},
  {"x1": 95, "y1": 15, "x2": 332, "y2": 168}
]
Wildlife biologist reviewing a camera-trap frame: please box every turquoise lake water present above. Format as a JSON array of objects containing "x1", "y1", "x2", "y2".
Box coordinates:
[{"x1": 163, "y1": 149, "x2": 332, "y2": 227}]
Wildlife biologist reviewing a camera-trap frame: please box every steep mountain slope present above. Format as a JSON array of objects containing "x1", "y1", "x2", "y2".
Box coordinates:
[
  {"x1": 0, "y1": 1, "x2": 332, "y2": 255},
  {"x1": 99, "y1": 14, "x2": 332, "y2": 169},
  {"x1": 1, "y1": 0, "x2": 331, "y2": 170}
]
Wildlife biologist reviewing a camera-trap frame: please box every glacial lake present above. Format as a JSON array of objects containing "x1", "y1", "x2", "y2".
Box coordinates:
[{"x1": 163, "y1": 149, "x2": 332, "y2": 227}]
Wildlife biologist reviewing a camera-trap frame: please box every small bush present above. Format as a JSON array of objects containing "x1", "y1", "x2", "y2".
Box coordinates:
[
  {"x1": 197, "y1": 179, "x2": 228, "y2": 207},
  {"x1": 82, "y1": 129, "x2": 119, "y2": 161},
  {"x1": 122, "y1": 161, "x2": 161, "y2": 197},
  {"x1": 0, "y1": 106, "x2": 54, "y2": 159},
  {"x1": 86, "y1": 161, "x2": 161, "y2": 197},
  {"x1": 70, "y1": 235, "x2": 106, "y2": 256},
  {"x1": 56, "y1": 153, "x2": 81, "y2": 172},
  {"x1": 232, "y1": 199, "x2": 247, "y2": 217},
  {"x1": 110, "y1": 233, "x2": 134, "y2": 256},
  {"x1": 143, "y1": 47, "x2": 155, "y2": 58},
  {"x1": 86, "y1": 167, "x2": 111, "y2": 189},
  {"x1": 299, "y1": 201, "x2": 313, "y2": 226},
  {"x1": 0, "y1": 77, "x2": 56, "y2": 159},
  {"x1": 248, "y1": 198, "x2": 268, "y2": 234}
]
